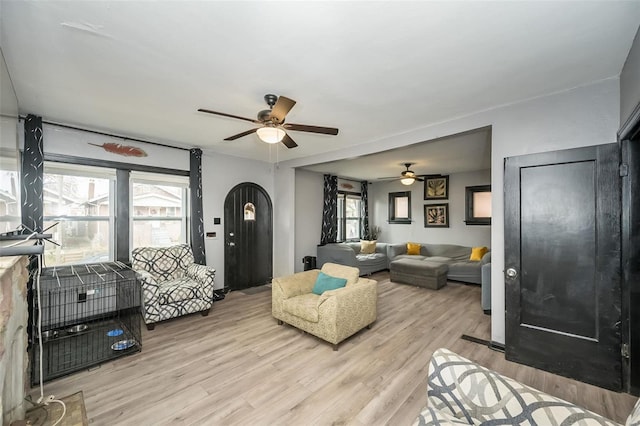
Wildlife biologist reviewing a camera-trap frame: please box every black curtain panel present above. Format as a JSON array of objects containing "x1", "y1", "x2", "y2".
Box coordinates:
[
  {"x1": 21, "y1": 114, "x2": 44, "y2": 234},
  {"x1": 320, "y1": 174, "x2": 338, "y2": 245},
  {"x1": 189, "y1": 148, "x2": 206, "y2": 264},
  {"x1": 361, "y1": 180, "x2": 370, "y2": 239}
]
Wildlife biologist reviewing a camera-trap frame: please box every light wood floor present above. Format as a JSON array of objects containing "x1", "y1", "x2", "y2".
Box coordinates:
[{"x1": 34, "y1": 272, "x2": 637, "y2": 425}]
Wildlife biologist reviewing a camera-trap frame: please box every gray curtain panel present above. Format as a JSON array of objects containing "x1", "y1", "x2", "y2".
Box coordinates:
[
  {"x1": 189, "y1": 148, "x2": 206, "y2": 264},
  {"x1": 21, "y1": 114, "x2": 44, "y2": 234},
  {"x1": 361, "y1": 181, "x2": 369, "y2": 239},
  {"x1": 320, "y1": 174, "x2": 338, "y2": 245}
]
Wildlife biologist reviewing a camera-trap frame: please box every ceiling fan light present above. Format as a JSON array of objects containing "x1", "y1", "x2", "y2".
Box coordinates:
[
  {"x1": 257, "y1": 127, "x2": 286, "y2": 144},
  {"x1": 401, "y1": 177, "x2": 415, "y2": 185}
]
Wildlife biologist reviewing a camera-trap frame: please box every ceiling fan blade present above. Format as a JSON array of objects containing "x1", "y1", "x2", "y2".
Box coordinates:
[
  {"x1": 281, "y1": 133, "x2": 298, "y2": 149},
  {"x1": 270, "y1": 96, "x2": 296, "y2": 123},
  {"x1": 284, "y1": 123, "x2": 339, "y2": 135},
  {"x1": 198, "y1": 108, "x2": 261, "y2": 124},
  {"x1": 224, "y1": 128, "x2": 259, "y2": 141}
]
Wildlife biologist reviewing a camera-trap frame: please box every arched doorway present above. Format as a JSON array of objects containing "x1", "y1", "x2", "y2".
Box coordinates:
[{"x1": 224, "y1": 182, "x2": 273, "y2": 290}]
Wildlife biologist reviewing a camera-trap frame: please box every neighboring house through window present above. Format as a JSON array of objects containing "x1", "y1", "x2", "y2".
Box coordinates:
[
  {"x1": 41, "y1": 162, "x2": 190, "y2": 266},
  {"x1": 337, "y1": 191, "x2": 362, "y2": 242},
  {"x1": 0, "y1": 152, "x2": 21, "y2": 233},
  {"x1": 43, "y1": 163, "x2": 114, "y2": 266},
  {"x1": 131, "y1": 171, "x2": 188, "y2": 249}
]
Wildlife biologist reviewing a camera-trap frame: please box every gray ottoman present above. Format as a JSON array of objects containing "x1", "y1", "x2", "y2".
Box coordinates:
[{"x1": 389, "y1": 259, "x2": 448, "y2": 290}]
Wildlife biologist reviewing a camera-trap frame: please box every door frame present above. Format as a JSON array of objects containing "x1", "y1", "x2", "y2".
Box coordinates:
[
  {"x1": 620, "y1": 100, "x2": 640, "y2": 394},
  {"x1": 223, "y1": 182, "x2": 273, "y2": 291}
]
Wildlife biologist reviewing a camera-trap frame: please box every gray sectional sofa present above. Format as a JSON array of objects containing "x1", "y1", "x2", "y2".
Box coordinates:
[
  {"x1": 316, "y1": 241, "x2": 490, "y2": 286},
  {"x1": 317, "y1": 242, "x2": 389, "y2": 275},
  {"x1": 387, "y1": 243, "x2": 490, "y2": 285}
]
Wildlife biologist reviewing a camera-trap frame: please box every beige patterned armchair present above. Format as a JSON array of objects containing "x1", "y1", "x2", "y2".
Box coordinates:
[{"x1": 272, "y1": 263, "x2": 377, "y2": 350}]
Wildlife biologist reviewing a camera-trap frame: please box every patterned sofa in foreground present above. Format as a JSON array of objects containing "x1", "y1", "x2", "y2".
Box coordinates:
[
  {"x1": 415, "y1": 348, "x2": 640, "y2": 425},
  {"x1": 131, "y1": 244, "x2": 216, "y2": 330}
]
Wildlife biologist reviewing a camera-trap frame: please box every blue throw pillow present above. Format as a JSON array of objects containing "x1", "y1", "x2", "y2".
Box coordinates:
[{"x1": 312, "y1": 272, "x2": 348, "y2": 295}]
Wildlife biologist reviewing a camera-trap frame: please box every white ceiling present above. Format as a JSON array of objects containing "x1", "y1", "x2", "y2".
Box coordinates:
[
  {"x1": 1, "y1": 1, "x2": 639, "y2": 179},
  {"x1": 302, "y1": 126, "x2": 491, "y2": 181}
]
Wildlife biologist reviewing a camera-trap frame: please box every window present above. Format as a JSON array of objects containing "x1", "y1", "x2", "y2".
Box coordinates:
[
  {"x1": 0, "y1": 152, "x2": 20, "y2": 233},
  {"x1": 337, "y1": 192, "x2": 362, "y2": 242},
  {"x1": 465, "y1": 185, "x2": 491, "y2": 225},
  {"x1": 40, "y1": 161, "x2": 190, "y2": 266},
  {"x1": 388, "y1": 191, "x2": 411, "y2": 224},
  {"x1": 131, "y1": 172, "x2": 189, "y2": 249},
  {"x1": 43, "y1": 163, "x2": 115, "y2": 266}
]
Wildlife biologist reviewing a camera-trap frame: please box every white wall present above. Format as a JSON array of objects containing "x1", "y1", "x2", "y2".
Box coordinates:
[
  {"x1": 294, "y1": 169, "x2": 323, "y2": 273},
  {"x1": 41, "y1": 124, "x2": 189, "y2": 170},
  {"x1": 370, "y1": 170, "x2": 491, "y2": 247},
  {"x1": 0, "y1": 48, "x2": 19, "y2": 150},
  {"x1": 277, "y1": 77, "x2": 620, "y2": 345},
  {"x1": 273, "y1": 164, "x2": 296, "y2": 279},
  {"x1": 621, "y1": 26, "x2": 640, "y2": 129},
  {"x1": 201, "y1": 152, "x2": 274, "y2": 289}
]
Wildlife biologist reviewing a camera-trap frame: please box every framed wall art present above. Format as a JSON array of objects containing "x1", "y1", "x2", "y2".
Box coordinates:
[
  {"x1": 424, "y1": 175, "x2": 449, "y2": 200},
  {"x1": 424, "y1": 203, "x2": 449, "y2": 227}
]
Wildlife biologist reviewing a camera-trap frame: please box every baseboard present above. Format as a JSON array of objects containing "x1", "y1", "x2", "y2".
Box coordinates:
[
  {"x1": 461, "y1": 334, "x2": 491, "y2": 346},
  {"x1": 489, "y1": 340, "x2": 505, "y2": 352}
]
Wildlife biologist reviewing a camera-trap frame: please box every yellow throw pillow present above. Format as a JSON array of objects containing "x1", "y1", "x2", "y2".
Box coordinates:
[
  {"x1": 407, "y1": 242, "x2": 421, "y2": 255},
  {"x1": 470, "y1": 246, "x2": 488, "y2": 261},
  {"x1": 360, "y1": 240, "x2": 377, "y2": 254}
]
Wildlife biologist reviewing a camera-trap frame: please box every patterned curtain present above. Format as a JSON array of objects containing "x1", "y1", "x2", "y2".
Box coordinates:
[
  {"x1": 361, "y1": 181, "x2": 370, "y2": 240},
  {"x1": 21, "y1": 114, "x2": 44, "y2": 234},
  {"x1": 189, "y1": 148, "x2": 206, "y2": 264},
  {"x1": 320, "y1": 174, "x2": 338, "y2": 245}
]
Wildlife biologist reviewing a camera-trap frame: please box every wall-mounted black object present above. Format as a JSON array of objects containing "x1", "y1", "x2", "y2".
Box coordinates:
[
  {"x1": 214, "y1": 218, "x2": 221, "y2": 225},
  {"x1": 302, "y1": 256, "x2": 316, "y2": 271}
]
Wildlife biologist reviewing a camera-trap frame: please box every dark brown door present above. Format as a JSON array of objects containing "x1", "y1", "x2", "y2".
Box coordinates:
[
  {"x1": 504, "y1": 143, "x2": 622, "y2": 390},
  {"x1": 224, "y1": 183, "x2": 273, "y2": 291}
]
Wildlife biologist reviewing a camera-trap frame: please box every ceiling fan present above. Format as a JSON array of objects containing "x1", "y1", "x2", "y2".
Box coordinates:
[
  {"x1": 198, "y1": 94, "x2": 339, "y2": 149},
  {"x1": 379, "y1": 163, "x2": 425, "y2": 186}
]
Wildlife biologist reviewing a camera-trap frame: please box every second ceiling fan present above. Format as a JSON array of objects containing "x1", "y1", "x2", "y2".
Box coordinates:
[
  {"x1": 198, "y1": 94, "x2": 339, "y2": 149},
  {"x1": 378, "y1": 163, "x2": 425, "y2": 186}
]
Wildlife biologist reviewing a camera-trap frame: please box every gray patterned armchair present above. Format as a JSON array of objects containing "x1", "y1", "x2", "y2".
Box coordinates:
[
  {"x1": 415, "y1": 348, "x2": 640, "y2": 425},
  {"x1": 131, "y1": 244, "x2": 216, "y2": 330}
]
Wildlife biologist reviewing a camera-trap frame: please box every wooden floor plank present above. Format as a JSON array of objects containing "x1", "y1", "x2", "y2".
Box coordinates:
[{"x1": 30, "y1": 272, "x2": 637, "y2": 425}]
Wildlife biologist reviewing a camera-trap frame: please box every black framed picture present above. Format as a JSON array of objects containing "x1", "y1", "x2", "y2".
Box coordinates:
[
  {"x1": 424, "y1": 203, "x2": 449, "y2": 227},
  {"x1": 424, "y1": 175, "x2": 449, "y2": 200}
]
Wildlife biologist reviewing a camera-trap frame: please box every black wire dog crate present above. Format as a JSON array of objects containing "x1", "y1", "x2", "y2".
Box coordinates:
[{"x1": 30, "y1": 262, "x2": 142, "y2": 384}]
